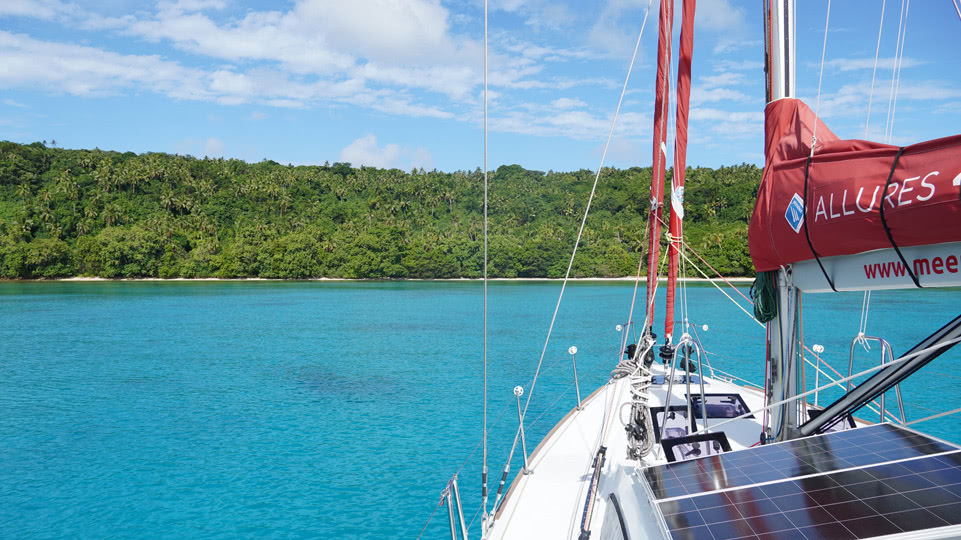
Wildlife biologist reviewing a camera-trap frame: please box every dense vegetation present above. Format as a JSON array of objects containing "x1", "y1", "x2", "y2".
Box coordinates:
[{"x1": 0, "y1": 141, "x2": 761, "y2": 279}]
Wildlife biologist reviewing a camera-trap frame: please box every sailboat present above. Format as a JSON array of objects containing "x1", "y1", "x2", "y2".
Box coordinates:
[{"x1": 431, "y1": 1, "x2": 961, "y2": 539}]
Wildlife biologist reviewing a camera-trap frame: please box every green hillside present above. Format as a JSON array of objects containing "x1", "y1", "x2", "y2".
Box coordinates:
[{"x1": 0, "y1": 141, "x2": 760, "y2": 279}]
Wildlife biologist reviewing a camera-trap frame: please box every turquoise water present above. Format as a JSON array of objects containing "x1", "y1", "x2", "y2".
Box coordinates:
[{"x1": 1, "y1": 281, "x2": 959, "y2": 539}]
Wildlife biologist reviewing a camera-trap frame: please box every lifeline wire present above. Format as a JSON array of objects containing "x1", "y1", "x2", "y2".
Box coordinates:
[
  {"x1": 907, "y1": 405, "x2": 961, "y2": 426},
  {"x1": 522, "y1": 0, "x2": 653, "y2": 420}
]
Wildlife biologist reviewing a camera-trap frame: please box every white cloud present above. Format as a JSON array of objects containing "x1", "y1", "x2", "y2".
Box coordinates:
[
  {"x1": 2, "y1": 98, "x2": 28, "y2": 108},
  {"x1": 204, "y1": 137, "x2": 224, "y2": 157},
  {"x1": 586, "y1": 0, "x2": 659, "y2": 58},
  {"x1": 338, "y1": 134, "x2": 432, "y2": 170},
  {"x1": 251, "y1": 111, "x2": 267, "y2": 120},
  {"x1": 0, "y1": 0, "x2": 78, "y2": 20},
  {"x1": 797, "y1": 80, "x2": 961, "y2": 124},
  {"x1": 490, "y1": 0, "x2": 574, "y2": 30},
  {"x1": 690, "y1": 108, "x2": 762, "y2": 139},
  {"x1": 551, "y1": 97, "x2": 588, "y2": 109},
  {"x1": 691, "y1": 87, "x2": 751, "y2": 105},
  {"x1": 713, "y1": 39, "x2": 760, "y2": 55},
  {"x1": 690, "y1": 108, "x2": 761, "y2": 123},
  {"x1": 699, "y1": 72, "x2": 743, "y2": 89},
  {"x1": 695, "y1": 0, "x2": 745, "y2": 31},
  {"x1": 411, "y1": 147, "x2": 433, "y2": 170},
  {"x1": 369, "y1": 97, "x2": 454, "y2": 119},
  {"x1": 821, "y1": 57, "x2": 923, "y2": 72},
  {"x1": 0, "y1": 31, "x2": 210, "y2": 98},
  {"x1": 174, "y1": 136, "x2": 225, "y2": 157},
  {"x1": 168, "y1": 0, "x2": 226, "y2": 11},
  {"x1": 487, "y1": 103, "x2": 649, "y2": 140},
  {"x1": 340, "y1": 135, "x2": 400, "y2": 168},
  {"x1": 714, "y1": 59, "x2": 764, "y2": 72},
  {"x1": 0, "y1": 31, "x2": 457, "y2": 121}
]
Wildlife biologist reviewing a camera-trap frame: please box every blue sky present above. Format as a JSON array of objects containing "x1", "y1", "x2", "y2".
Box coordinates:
[{"x1": 1, "y1": 0, "x2": 959, "y2": 172}]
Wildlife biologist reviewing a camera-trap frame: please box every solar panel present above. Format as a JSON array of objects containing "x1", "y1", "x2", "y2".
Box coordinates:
[
  {"x1": 644, "y1": 423, "x2": 956, "y2": 500},
  {"x1": 658, "y1": 452, "x2": 961, "y2": 540},
  {"x1": 642, "y1": 424, "x2": 961, "y2": 540}
]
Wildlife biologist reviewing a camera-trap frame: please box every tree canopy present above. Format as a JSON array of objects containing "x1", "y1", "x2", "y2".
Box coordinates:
[{"x1": 0, "y1": 141, "x2": 761, "y2": 279}]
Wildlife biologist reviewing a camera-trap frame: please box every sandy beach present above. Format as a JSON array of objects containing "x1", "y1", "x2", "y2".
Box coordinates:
[{"x1": 50, "y1": 276, "x2": 755, "y2": 283}]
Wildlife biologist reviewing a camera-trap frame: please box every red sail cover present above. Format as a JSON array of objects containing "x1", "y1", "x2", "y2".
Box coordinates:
[
  {"x1": 749, "y1": 98, "x2": 961, "y2": 272},
  {"x1": 664, "y1": 0, "x2": 694, "y2": 342},
  {"x1": 645, "y1": 0, "x2": 674, "y2": 322}
]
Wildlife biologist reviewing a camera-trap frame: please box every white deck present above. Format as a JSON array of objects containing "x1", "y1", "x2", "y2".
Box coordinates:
[{"x1": 487, "y1": 362, "x2": 768, "y2": 540}]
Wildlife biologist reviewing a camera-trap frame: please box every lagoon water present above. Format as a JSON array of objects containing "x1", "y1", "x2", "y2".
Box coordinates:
[{"x1": 2, "y1": 281, "x2": 960, "y2": 539}]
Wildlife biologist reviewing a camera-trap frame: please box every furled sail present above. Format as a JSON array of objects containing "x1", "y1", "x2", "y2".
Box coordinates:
[
  {"x1": 664, "y1": 0, "x2": 695, "y2": 343},
  {"x1": 749, "y1": 98, "x2": 961, "y2": 291},
  {"x1": 644, "y1": 0, "x2": 674, "y2": 329}
]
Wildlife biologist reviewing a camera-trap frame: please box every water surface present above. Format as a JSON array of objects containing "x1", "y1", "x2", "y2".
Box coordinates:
[{"x1": 1, "y1": 281, "x2": 958, "y2": 539}]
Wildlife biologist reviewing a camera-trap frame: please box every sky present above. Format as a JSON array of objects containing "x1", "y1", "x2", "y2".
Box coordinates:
[{"x1": 1, "y1": 0, "x2": 960, "y2": 172}]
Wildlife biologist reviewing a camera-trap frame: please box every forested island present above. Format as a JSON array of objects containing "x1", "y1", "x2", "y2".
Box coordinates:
[{"x1": 0, "y1": 141, "x2": 760, "y2": 279}]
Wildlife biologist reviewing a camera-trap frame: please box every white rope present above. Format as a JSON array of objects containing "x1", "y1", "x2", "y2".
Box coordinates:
[
  {"x1": 953, "y1": 0, "x2": 961, "y2": 22},
  {"x1": 906, "y1": 405, "x2": 961, "y2": 426},
  {"x1": 810, "y1": 0, "x2": 832, "y2": 158},
  {"x1": 884, "y1": 0, "x2": 908, "y2": 144},
  {"x1": 864, "y1": 0, "x2": 886, "y2": 139},
  {"x1": 688, "y1": 335, "x2": 961, "y2": 438},
  {"x1": 522, "y1": 0, "x2": 654, "y2": 419}
]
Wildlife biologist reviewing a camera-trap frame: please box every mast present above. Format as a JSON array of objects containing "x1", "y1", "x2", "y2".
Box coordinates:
[
  {"x1": 644, "y1": 0, "x2": 674, "y2": 341},
  {"x1": 762, "y1": 0, "x2": 802, "y2": 443},
  {"x1": 664, "y1": 0, "x2": 695, "y2": 345}
]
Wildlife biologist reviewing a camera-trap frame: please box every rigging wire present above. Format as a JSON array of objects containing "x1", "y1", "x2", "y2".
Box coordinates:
[
  {"x1": 886, "y1": 0, "x2": 910, "y2": 144},
  {"x1": 864, "y1": 0, "x2": 887, "y2": 139},
  {"x1": 482, "y1": 0, "x2": 489, "y2": 531},
  {"x1": 810, "y1": 0, "x2": 831, "y2": 157},
  {"x1": 521, "y1": 0, "x2": 654, "y2": 421},
  {"x1": 953, "y1": 0, "x2": 961, "y2": 22},
  {"x1": 884, "y1": 0, "x2": 908, "y2": 144},
  {"x1": 414, "y1": 497, "x2": 445, "y2": 540}
]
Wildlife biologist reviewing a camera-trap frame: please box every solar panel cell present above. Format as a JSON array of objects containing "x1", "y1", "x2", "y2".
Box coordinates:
[
  {"x1": 841, "y1": 515, "x2": 900, "y2": 538},
  {"x1": 783, "y1": 506, "x2": 834, "y2": 527},
  {"x1": 882, "y1": 508, "x2": 947, "y2": 531},
  {"x1": 796, "y1": 522, "x2": 856, "y2": 540},
  {"x1": 743, "y1": 512, "x2": 794, "y2": 535},
  {"x1": 927, "y1": 502, "x2": 961, "y2": 525},
  {"x1": 757, "y1": 530, "x2": 805, "y2": 540}
]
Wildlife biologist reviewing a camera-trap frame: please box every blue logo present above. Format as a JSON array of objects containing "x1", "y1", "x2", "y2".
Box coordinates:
[{"x1": 785, "y1": 193, "x2": 804, "y2": 233}]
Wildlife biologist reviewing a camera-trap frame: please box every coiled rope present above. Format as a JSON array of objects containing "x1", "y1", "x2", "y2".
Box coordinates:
[{"x1": 751, "y1": 271, "x2": 778, "y2": 323}]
